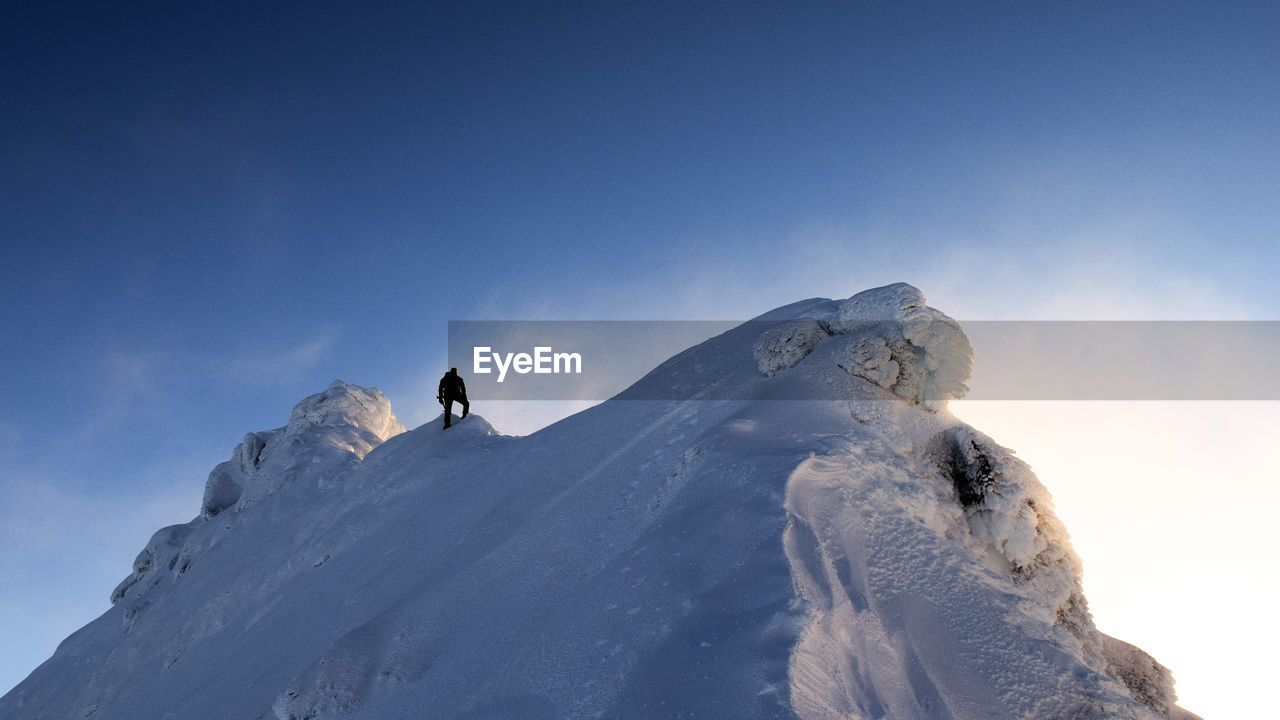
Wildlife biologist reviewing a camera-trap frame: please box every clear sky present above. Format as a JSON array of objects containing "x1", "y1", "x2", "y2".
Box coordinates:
[{"x1": 2, "y1": 2, "x2": 1277, "y2": 716}]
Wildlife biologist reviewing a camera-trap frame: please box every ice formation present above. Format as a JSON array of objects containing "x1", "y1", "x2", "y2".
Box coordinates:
[
  {"x1": 752, "y1": 283, "x2": 972, "y2": 408},
  {"x1": 111, "y1": 381, "x2": 403, "y2": 606}
]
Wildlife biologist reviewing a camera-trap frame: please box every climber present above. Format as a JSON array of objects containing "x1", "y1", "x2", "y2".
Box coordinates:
[{"x1": 437, "y1": 367, "x2": 469, "y2": 429}]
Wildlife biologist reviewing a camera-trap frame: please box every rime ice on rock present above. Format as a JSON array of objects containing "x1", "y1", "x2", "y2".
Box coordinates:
[
  {"x1": 202, "y1": 380, "x2": 404, "y2": 517},
  {"x1": 922, "y1": 425, "x2": 1187, "y2": 718},
  {"x1": 752, "y1": 282, "x2": 973, "y2": 409},
  {"x1": 753, "y1": 319, "x2": 828, "y2": 376},
  {"x1": 111, "y1": 381, "x2": 403, "y2": 606}
]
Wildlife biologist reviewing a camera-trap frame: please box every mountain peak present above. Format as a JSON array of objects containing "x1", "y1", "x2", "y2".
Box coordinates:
[
  {"x1": 286, "y1": 380, "x2": 405, "y2": 445},
  {"x1": 7, "y1": 293, "x2": 1197, "y2": 720},
  {"x1": 109, "y1": 382, "x2": 404, "y2": 607},
  {"x1": 200, "y1": 381, "x2": 403, "y2": 519},
  {"x1": 752, "y1": 282, "x2": 972, "y2": 409}
]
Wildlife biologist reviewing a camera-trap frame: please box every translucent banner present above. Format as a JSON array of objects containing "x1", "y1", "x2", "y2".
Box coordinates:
[{"x1": 447, "y1": 320, "x2": 1280, "y2": 401}]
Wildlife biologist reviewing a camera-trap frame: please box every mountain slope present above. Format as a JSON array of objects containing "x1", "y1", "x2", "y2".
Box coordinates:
[{"x1": 0, "y1": 284, "x2": 1198, "y2": 720}]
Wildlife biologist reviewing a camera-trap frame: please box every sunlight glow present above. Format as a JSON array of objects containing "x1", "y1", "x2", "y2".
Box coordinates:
[{"x1": 949, "y1": 400, "x2": 1279, "y2": 720}]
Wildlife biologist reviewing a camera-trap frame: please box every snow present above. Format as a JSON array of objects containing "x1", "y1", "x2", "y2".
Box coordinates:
[
  {"x1": 0, "y1": 284, "x2": 1197, "y2": 720},
  {"x1": 111, "y1": 381, "x2": 405, "y2": 606},
  {"x1": 754, "y1": 319, "x2": 828, "y2": 376},
  {"x1": 826, "y1": 282, "x2": 973, "y2": 410},
  {"x1": 752, "y1": 283, "x2": 973, "y2": 408},
  {"x1": 202, "y1": 379, "x2": 405, "y2": 516}
]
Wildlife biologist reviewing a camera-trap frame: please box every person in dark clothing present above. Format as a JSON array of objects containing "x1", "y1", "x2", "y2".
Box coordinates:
[{"x1": 437, "y1": 367, "x2": 469, "y2": 428}]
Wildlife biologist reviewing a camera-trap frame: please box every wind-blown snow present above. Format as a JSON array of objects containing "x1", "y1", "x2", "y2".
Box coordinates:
[{"x1": 0, "y1": 284, "x2": 1197, "y2": 720}]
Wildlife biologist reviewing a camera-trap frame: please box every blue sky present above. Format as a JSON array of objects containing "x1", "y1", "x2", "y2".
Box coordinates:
[{"x1": 2, "y1": 1, "x2": 1277, "y2": 712}]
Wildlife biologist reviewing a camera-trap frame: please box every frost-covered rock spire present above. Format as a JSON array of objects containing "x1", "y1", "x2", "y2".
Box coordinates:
[
  {"x1": 111, "y1": 380, "x2": 402, "y2": 606},
  {"x1": 202, "y1": 380, "x2": 404, "y2": 517},
  {"x1": 753, "y1": 282, "x2": 973, "y2": 408}
]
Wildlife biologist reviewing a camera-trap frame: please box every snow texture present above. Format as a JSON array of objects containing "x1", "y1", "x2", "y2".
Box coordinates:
[
  {"x1": 110, "y1": 381, "x2": 404, "y2": 606},
  {"x1": 751, "y1": 283, "x2": 972, "y2": 409},
  {"x1": 202, "y1": 380, "x2": 404, "y2": 516},
  {"x1": 1, "y1": 284, "x2": 1197, "y2": 720},
  {"x1": 754, "y1": 319, "x2": 829, "y2": 376}
]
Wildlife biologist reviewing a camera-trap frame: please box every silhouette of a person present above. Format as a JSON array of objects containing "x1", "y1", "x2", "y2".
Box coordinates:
[{"x1": 437, "y1": 367, "x2": 469, "y2": 429}]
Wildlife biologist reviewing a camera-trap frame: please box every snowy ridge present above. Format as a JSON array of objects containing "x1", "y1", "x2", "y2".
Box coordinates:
[
  {"x1": 109, "y1": 381, "x2": 404, "y2": 607},
  {"x1": 1, "y1": 284, "x2": 1198, "y2": 720}
]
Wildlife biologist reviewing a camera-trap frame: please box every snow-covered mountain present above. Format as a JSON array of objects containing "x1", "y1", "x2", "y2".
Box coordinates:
[{"x1": 0, "y1": 284, "x2": 1199, "y2": 720}]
